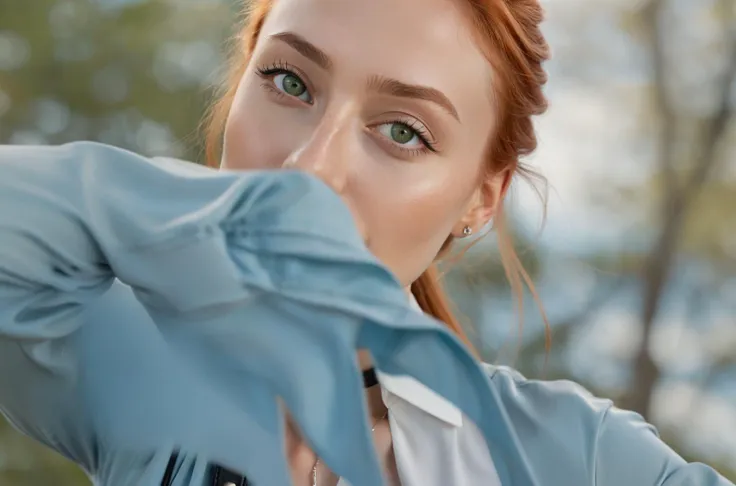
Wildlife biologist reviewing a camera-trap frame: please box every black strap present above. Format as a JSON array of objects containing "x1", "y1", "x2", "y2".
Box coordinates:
[
  {"x1": 363, "y1": 367, "x2": 379, "y2": 388},
  {"x1": 161, "y1": 452, "x2": 250, "y2": 486},
  {"x1": 210, "y1": 465, "x2": 250, "y2": 486}
]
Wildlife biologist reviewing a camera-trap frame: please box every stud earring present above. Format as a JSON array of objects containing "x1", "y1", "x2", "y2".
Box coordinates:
[{"x1": 462, "y1": 225, "x2": 473, "y2": 237}]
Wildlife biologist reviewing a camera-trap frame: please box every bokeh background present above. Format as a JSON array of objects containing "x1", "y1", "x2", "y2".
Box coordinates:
[{"x1": 1, "y1": 0, "x2": 735, "y2": 484}]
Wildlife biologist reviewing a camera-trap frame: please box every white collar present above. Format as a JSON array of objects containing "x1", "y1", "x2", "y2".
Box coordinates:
[
  {"x1": 378, "y1": 371, "x2": 463, "y2": 427},
  {"x1": 375, "y1": 293, "x2": 464, "y2": 428}
]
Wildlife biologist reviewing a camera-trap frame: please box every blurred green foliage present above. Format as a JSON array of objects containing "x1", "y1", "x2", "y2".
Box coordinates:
[{"x1": 0, "y1": 0, "x2": 234, "y2": 160}]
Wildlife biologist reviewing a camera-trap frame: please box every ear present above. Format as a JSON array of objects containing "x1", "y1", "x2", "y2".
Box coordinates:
[{"x1": 453, "y1": 168, "x2": 512, "y2": 237}]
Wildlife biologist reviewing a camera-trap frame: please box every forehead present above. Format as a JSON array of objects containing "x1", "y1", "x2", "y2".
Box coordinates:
[{"x1": 258, "y1": 0, "x2": 495, "y2": 120}]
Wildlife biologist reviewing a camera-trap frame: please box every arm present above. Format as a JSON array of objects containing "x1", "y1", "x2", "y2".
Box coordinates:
[
  {"x1": 596, "y1": 406, "x2": 733, "y2": 486},
  {"x1": 0, "y1": 141, "x2": 356, "y2": 317},
  {"x1": 0, "y1": 142, "x2": 502, "y2": 486},
  {"x1": 0, "y1": 141, "x2": 377, "y2": 485}
]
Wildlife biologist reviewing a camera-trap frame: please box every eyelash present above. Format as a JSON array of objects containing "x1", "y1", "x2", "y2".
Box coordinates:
[
  {"x1": 256, "y1": 59, "x2": 298, "y2": 77},
  {"x1": 255, "y1": 60, "x2": 438, "y2": 155},
  {"x1": 256, "y1": 60, "x2": 313, "y2": 103}
]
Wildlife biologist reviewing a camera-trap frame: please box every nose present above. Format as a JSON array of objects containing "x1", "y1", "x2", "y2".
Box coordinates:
[
  {"x1": 283, "y1": 106, "x2": 369, "y2": 242},
  {"x1": 282, "y1": 107, "x2": 353, "y2": 195}
]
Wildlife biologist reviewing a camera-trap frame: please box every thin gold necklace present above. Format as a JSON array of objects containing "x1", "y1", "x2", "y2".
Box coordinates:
[{"x1": 311, "y1": 410, "x2": 389, "y2": 486}]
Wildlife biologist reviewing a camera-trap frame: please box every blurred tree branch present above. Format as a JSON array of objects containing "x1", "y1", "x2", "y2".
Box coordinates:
[
  {"x1": 624, "y1": 0, "x2": 736, "y2": 417},
  {"x1": 520, "y1": 276, "x2": 626, "y2": 356}
]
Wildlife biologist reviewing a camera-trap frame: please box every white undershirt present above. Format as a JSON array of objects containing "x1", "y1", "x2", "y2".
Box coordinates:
[{"x1": 338, "y1": 296, "x2": 501, "y2": 486}]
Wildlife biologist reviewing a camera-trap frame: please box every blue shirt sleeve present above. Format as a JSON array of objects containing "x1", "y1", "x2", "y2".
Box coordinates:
[
  {"x1": 486, "y1": 365, "x2": 734, "y2": 486},
  {"x1": 0, "y1": 142, "x2": 508, "y2": 486},
  {"x1": 596, "y1": 406, "x2": 732, "y2": 486}
]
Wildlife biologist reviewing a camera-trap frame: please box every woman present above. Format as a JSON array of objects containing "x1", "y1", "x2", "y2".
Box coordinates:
[{"x1": 0, "y1": 0, "x2": 731, "y2": 485}]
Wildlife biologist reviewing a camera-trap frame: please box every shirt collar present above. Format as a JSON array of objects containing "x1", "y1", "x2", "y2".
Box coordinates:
[
  {"x1": 375, "y1": 292, "x2": 464, "y2": 428},
  {"x1": 378, "y1": 371, "x2": 464, "y2": 427}
]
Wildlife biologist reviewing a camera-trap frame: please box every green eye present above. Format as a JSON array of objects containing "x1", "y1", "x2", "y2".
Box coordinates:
[
  {"x1": 274, "y1": 73, "x2": 311, "y2": 102},
  {"x1": 390, "y1": 123, "x2": 417, "y2": 145},
  {"x1": 282, "y1": 74, "x2": 305, "y2": 96}
]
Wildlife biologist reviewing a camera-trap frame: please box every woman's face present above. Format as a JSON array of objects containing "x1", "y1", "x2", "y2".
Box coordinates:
[{"x1": 223, "y1": 0, "x2": 504, "y2": 285}]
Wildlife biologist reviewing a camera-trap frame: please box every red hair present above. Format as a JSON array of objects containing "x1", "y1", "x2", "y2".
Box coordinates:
[{"x1": 203, "y1": 0, "x2": 551, "y2": 353}]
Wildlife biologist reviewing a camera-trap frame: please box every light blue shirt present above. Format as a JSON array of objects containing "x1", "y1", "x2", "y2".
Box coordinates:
[{"x1": 0, "y1": 141, "x2": 731, "y2": 486}]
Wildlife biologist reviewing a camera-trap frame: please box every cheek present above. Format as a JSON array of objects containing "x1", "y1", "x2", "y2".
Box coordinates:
[
  {"x1": 222, "y1": 77, "x2": 303, "y2": 170},
  {"x1": 356, "y1": 165, "x2": 475, "y2": 283}
]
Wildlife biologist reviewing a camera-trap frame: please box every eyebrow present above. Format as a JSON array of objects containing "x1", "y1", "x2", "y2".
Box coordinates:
[
  {"x1": 269, "y1": 31, "x2": 460, "y2": 122},
  {"x1": 366, "y1": 75, "x2": 460, "y2": 122},
  {"x1": 270, "y1": 32, "x2": 333, "y2": 71}
]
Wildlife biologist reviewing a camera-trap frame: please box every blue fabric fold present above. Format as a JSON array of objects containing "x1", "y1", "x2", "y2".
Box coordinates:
[
  {"x1": 1, "y1": 141, "x2": 732, "y2": 486},
  {"x1": 0, "y1": 141, "x2": 512, "y2": 486}
]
